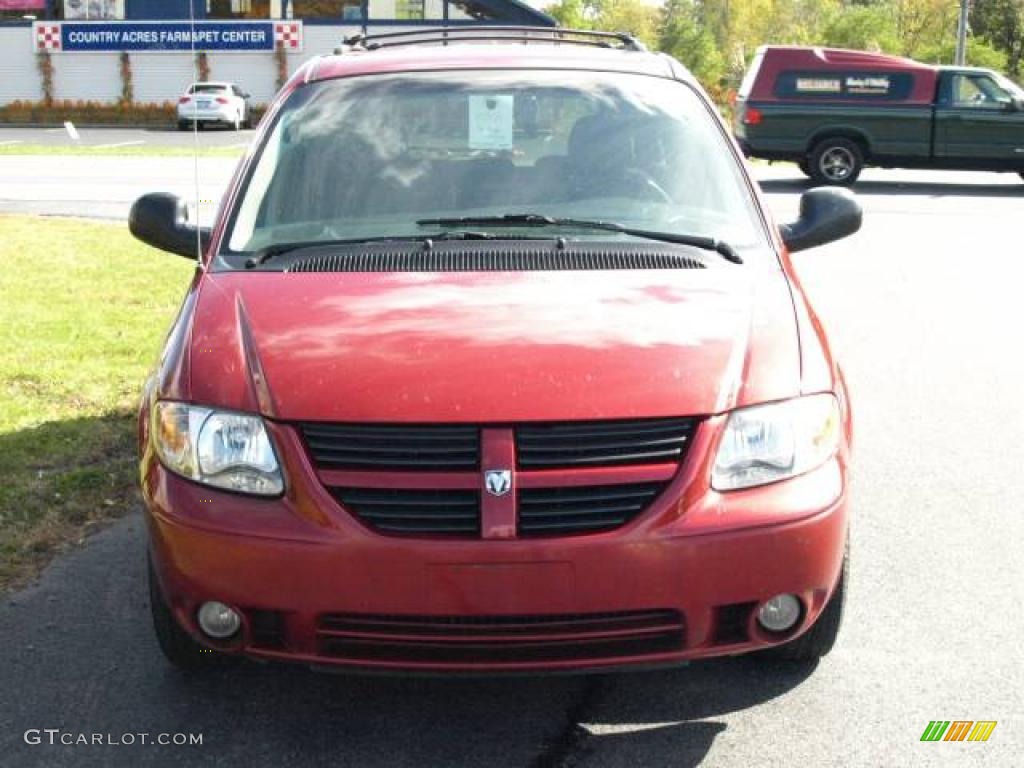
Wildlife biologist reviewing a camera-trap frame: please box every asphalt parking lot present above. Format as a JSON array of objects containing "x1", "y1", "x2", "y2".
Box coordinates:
[
  {"x1": 0, "y1": 126, "x2": 252, "y2": 220},
  {"x1": 0, "y1": 125, "x2": 256, "y2": 149},
  {"x1": 0, "y1": 128, "x2": 1022, "y2": 766}
]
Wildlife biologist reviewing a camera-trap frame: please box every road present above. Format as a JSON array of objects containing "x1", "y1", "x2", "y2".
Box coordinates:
[
  {"x1": 1, "y1": 138, "x2": 1022, "y2": 767},
  {"x1": 0, "y1": 127, "x2": 247, "y2": 221}
]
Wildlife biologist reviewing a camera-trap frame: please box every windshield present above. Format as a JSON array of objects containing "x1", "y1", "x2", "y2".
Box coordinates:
[
  {"x1": 190, "y1": 84, "x2": 227, "y2": 94},
  {"x1": 223, "y1": 70, "x2": 769, "y2": 262}
]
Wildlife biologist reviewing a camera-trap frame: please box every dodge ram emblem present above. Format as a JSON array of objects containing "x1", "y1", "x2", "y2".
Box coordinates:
[{"x1": 484, "y1": 469, "x2": 512, "y2": 497}]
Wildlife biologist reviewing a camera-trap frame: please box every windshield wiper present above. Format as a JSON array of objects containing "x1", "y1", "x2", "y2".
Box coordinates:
[
  {"x1": 242, "y1": 231, "x2": 506, "y2": 269},
  {"x1": 416, "y1": 214, "x2": 743, "y2": 264}
]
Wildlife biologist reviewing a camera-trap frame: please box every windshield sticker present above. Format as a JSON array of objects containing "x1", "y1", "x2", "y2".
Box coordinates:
[{"x1": 469, "y1": 94, "x2": 514, "y2": 150}]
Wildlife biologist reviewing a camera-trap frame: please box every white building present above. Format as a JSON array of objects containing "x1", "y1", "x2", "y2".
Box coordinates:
[{"x1": 0, "y1": 0, "x2": 555, "y2": 105}]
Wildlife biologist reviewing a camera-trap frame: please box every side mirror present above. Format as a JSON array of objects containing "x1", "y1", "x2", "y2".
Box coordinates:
[
  {"x1": 1010, "y1": 96, "x2": 1024, "y2": 112},
  {"x1": 129, "y1": 192, "x2": 211, "y2": 260},
  {"x1": 780, "y1": 188, "x2": 862, "y2": 253}
]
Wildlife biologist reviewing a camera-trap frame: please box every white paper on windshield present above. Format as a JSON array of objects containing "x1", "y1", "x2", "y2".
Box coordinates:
[{"x1": 468, "y1": 94, "x2": 514, "y2": 150}]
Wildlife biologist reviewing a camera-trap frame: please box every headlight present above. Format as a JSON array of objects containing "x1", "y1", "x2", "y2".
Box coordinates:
[
  {"x1": 711, "y1": 394, "x2": 840, "y2": 491},
  {"x1": 152, "y1": 402, "x2": 284, "y2": 496}
]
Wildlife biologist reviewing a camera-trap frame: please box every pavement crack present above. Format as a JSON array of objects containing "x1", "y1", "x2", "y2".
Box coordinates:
[{"x1": 530, "y1": 676, "x2": 605, "y2": 768}]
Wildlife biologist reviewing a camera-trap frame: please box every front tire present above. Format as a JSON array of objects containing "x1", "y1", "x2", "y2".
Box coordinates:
[
  {"x1": 809, "y1": 138, "x2": 864, "y2": 186},
  {"x1": 149, "y1": 556, "x2": 226, "y2": 670},
  {"x1": 762, "y1": 543, "x2": 848, "y2": 661}
]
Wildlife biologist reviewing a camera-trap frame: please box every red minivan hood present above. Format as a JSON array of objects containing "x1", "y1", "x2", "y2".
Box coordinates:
[{"x1": 185, "y1": 268, "x2": 800, "y2": 422}]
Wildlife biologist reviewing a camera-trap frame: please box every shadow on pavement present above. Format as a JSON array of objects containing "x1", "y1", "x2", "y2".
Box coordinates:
[
  {"x1": 760, "y1": 177, "x2": 1023, "y2": 198},
  {"x1": 159, "y1": 653, "x2": 815, "y2": 766}
]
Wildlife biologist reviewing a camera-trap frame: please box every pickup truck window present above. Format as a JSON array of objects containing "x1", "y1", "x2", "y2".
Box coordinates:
[{"x1": 947, "y1": 74, "x2": 1012, "y2": 109}]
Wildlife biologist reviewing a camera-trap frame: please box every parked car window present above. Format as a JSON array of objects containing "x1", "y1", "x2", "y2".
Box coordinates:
[
  {"x1": 949, "y1": 74, "x2": 1012, "y2": 109},
  {"x1": 206, "y1": 0, "x2": 270, "y2": 18},
  {"x1": 225, "y1": 70, "x2": 768, "y2": 260},
  {"x1": 190, "y1": 84, "x2": 227, "y2": 94}
]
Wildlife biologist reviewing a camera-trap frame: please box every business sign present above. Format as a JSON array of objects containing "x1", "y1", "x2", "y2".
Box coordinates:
[
  {"x1": 1, "y1": 0, "x2": 45, "y2": 9},
  {"x1": 33, "y1": 20, "x2": 302, "y2": 53}
]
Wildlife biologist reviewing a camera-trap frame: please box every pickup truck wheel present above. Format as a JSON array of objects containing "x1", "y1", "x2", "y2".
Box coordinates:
[
  {"x1": 760, "y1": 541, "x2": 848, "y2": 661},
  {"x1": 810, "y1": 138, "x2": 863, "y2": 186},
  {"x1": 149, "y1": 555, "x2": 231, "y2": 671}
]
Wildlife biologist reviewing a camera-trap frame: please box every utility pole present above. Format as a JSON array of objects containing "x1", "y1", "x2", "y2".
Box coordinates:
[{"x1": 954, "y1": 0, "x2": 969, "y2": 66}]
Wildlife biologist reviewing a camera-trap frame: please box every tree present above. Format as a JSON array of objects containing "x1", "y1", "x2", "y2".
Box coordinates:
[
  {"x1": 544, "y1": 0, "x2": 660, "y2": 47},
  {"x1": 595, "y1": 0, "x2": 661, "y2": 47},
  {"x1": 972, "y1": 0, "x2": 1024, "y2": 77},
  {"x1": 822, "y1": 4, "x2": 900, "y2": 52},
  {"x1": 544, "y1": 0, "x2": 590, "y2": 29},
  {"x1": 917, "y1": 37, "x2": 1008, "y2": 69},
  {"x1": 890, "y1": 0, "x2": 959, "y2": 59},
  {"x1": 541, "y1": 0, "x2": 1019, "y2": 102},
  {"x1": 658, "y1": 0, "x2": 727, "y2": 93}
]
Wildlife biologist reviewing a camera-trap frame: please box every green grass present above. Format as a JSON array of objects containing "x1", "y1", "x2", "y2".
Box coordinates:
[
  {"x1": 0, "y1": 143, "x2": 245, "y2": 158},
  {"x1": 0, "y1": 216, "x2": 194, "y2": 591}
]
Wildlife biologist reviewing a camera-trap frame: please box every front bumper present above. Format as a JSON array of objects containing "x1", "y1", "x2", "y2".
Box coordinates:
[{"x1": 144, "y1": 420, "x2": 849, "y2": 674}]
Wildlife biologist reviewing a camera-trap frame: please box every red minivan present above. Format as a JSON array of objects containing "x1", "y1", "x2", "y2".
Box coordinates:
[{"x1": 130, "y1": 28, "x2": 861, "y2": 674}]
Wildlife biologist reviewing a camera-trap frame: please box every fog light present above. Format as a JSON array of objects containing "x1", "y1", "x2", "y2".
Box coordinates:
[
  {"x1": 197, "y1": 601, "x2": 241, "y2": 639},
  {"x1": 757, "y1": 594, "x2": 801, "y2": 633}
]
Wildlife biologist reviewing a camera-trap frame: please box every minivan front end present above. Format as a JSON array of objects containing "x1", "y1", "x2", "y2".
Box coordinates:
[
  {"x1": 142, "y1": 394, "x2": 849, "y2": 672},
  {"x1": 134, "y1": 48, "x2": 857, "y2": 673}
]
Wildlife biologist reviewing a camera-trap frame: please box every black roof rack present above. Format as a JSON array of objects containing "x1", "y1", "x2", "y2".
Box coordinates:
[{"x1": 339, "y1": 26, "x2": 647, "y2": 53}]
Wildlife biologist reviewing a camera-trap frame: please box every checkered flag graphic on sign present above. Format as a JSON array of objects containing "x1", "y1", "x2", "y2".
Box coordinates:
[
  {"x1": 274, "y1": 23, "x2": 301, "y2": 49},
  {"x1": 36, "y1": 25, "x2": 61, "y2": 52}
]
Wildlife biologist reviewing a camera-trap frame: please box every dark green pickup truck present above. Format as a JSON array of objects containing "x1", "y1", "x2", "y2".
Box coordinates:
[{"x1": 734, "y1": 45, "x2": 1024, "y2": 185}]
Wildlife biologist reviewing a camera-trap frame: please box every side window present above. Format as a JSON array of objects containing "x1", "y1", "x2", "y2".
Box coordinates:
[
  {"x1": 292, "y1": 0, "x2": 364, "y2": 20},
  {"x1": 207, "y1": 0, "x2": 270, "y2": 18},
  {"x1": 949, "y1": 74, "x2": 1011, "y2": 109},
  {"x1": 447, "y1": 0, "x2": 502, "y2": 20},
  {"x1": 386, "y1": 0, "x2": 445, "y2": 19}
]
